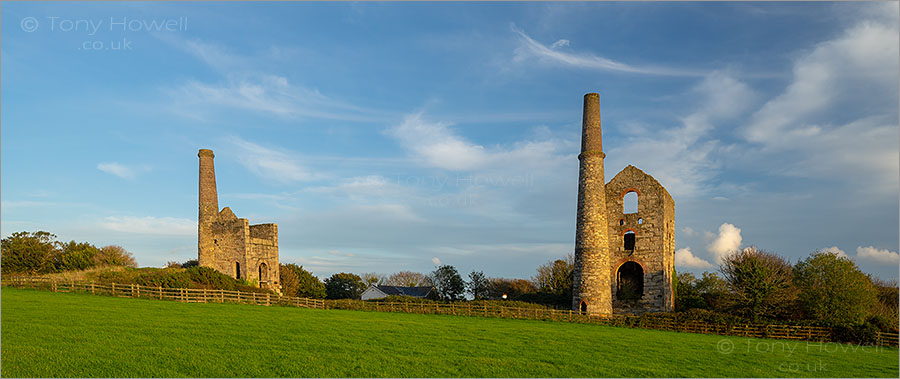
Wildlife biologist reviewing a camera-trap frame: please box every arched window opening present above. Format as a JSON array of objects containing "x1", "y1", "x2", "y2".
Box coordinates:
[
  {"x1": 259, "y1": 262, "x2": 268, "y2": 282},
  {"x1": 624, "y1": 231, "x2": 636, "y2": 251},
  {"x1": 623, "y1": 191, "x2": 638, "y2": 214},
  {"x1": 580, "y1": 301, "x2": 588, "y2": 314},
  {"x1": 235, "y1": 262, "x2": 241, "y2": 279},
  {"x1": 616, "y1": 262, "x2": 644, "y2": 300},
  {"x1": 619, "y1": 219, "x2": 625, "y2": 226},
  {"x1": 638, "y1": 218, "x2": 643, "y2": 225}
]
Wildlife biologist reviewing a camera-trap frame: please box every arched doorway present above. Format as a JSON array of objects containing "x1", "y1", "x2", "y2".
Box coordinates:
[
  {"x1": 580, "y1": 301, "x2": 588, "y2": 314},
  {"x1": 259, "y1": 262, "x2": 268, "y2": 282},
  {"x1": 616, "y1": 261, "x2": 644, "y2": 300}
]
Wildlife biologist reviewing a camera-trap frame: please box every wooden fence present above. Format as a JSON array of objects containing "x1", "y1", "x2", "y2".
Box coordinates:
[
  {"x1": 1, "y1": 276, "x2": 324, "y2": 309},
  {"x1": 3, "y1": 276, "x2": 897, "y2": 347}
]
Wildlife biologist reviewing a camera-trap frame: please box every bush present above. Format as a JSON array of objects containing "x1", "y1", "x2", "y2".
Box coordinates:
[
  {"x1": 281, "y1": 264, "x2": 326, "y2": 299},
  {"x1": 325, "y1": 272, "x2": 366, "y2": 299},
  {"x1": 720, "y1": 247, "x2": 796, "y2": 320},
  {"x1": 93, "y1": 245, "x2": 137, "y2": 268},
  {"x1": 1, "y1": 231, "x2": 60, "y2": 275},
  {"x1": 793, "y1": 251, "x2": 877, "y2": 326},
  {"x1": 54, "y1": 241, "x2": 100, "y2": 272}
]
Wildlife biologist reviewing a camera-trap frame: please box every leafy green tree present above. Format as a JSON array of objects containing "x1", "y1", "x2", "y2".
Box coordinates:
[
  {"x1": 429, "y1": 265, "x2": 465, "y2": 301},
  {"x1": 466, "y1": 271, "x2": 489, "y2": 300},
  {"x1": 720, "y1": 247, "x2": 796, "y2": 320},
  {"x1": 387, "y1": 271, "x2": 427, "y2": 287},
  {"x1": 1, "y1": 231, "x2": 60, "y2": 274},
  {"x1": 281, "y1": 264, "x2": 327, "y2": 299},
  {"x1": 180, "y1": 259, "x2": 199, "y2": 269},
  {"x1": 532, "y1": 254, "x2": 574, "y2": 298},
  {"x1": 54, "y1": 241, "x2": 100, "y2": 272},
  {"x1": 324, "y1": 272, "x2": 366, "y2": 299},
  {"x1": 794, "y1": 251, "x2": 878, "y2": 326}
]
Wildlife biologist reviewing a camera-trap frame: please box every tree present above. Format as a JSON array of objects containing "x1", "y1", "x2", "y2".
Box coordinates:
[
  {"x1": 360, "y1": 272, "x2": 386, "y2": 287},
  {"x1": 675, "y1": 271, "x2": 729, "y2": 312},
  {"x1": 387, "y1": 271, "x2": 427, "y2": 287},
  {"x1": 532, "y1": 254, "x2": 574, "y2": 298},
  {"x1": 466, "y1": 271, "x2": 489, "y2": 300},
  {"x1": 1, "y1": 231, "x2": 60, "y2": 274},
  {"x1": 179, "y1": 259, "x2": 198, "y2": 269},
  {"x1": 54, "y1": 241, "x2": 100, "y2": 272},
  {"x1": 94, "y1": 245, "x2": 137, "y2": 268},
  {"x1": 793, "y1": 251, "x2": 878, "y2": 326},
  {"x1": 429, "y1": 265, "x2": 465, "y2": 301},
  {"x1": 279, "y1": 264, "x2": 301, "y2": 297},
  {"x1": 324, "y1": 272, "x2": 367, "y2": 299},
  {"x1": 281, "y1": 264, "x2": 327, "y2": 299},
  {"x1": 720, "y1": 247, "x2": 796, "y2": 320}
]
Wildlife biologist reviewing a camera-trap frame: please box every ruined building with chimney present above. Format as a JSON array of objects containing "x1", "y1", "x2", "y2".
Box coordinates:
[
  {"x1": 198, "y1": 149, "x2": 281, "y2": 293},
  {"x1": 572, "y1": 93, "x2": 675, "y2": 315}
]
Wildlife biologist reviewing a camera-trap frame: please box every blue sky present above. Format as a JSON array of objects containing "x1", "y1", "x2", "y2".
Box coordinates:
[{"x1": 2, "y1": 1, "x2": 898, "y2": 281}]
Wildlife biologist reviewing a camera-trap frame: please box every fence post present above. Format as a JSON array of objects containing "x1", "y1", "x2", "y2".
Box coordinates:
[
  {"x1": 112, "y1": 282, "x2": 116, "y2": 296},
  {"x1": 266, "y1": 293, "x2": 270, "y2": 306},
  {"x1": 91, "y1": 282, "x2": 95, "y2": 295}
]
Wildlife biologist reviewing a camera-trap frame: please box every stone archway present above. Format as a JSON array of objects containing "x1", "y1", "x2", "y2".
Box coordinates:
[{"x1": 616, "y1": 261, "x2": 644, "y2": 300}]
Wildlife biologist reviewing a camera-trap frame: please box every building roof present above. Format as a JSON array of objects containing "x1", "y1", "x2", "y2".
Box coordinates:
[{"x1": 373, "y1": 285, "x2": 434, "y2": 298}]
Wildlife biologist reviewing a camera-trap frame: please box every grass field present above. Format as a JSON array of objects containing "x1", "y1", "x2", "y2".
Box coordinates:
[{"x1": 1, "y1": 287, "x2": 897, "y2": 378}]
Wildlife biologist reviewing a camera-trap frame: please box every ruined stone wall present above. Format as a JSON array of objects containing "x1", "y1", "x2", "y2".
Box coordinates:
[
  {"x1": 248, "y1": 223, "x2": 280, "y2": 290},
  {"x1": 605, "y1": 165, "x2": 675, "y2": 314},
  {"x1": 572, "y1": 93, "x2": 612, "y2": 315},
  {"x1": 198, "y1": 149, "x2": 281, "y2": 294}
]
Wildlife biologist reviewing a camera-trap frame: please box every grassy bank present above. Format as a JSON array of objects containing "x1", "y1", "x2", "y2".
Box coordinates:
[{"x1": 1, "y1": 287, "x2": 897, "y2": 377}]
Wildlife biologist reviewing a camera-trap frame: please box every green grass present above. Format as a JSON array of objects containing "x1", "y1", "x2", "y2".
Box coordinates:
[{"x1": 1, "y1": 287, "x2": 897, "y2": 378}]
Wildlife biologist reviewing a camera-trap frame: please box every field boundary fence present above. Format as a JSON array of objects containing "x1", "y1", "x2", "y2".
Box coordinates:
[{"x1": 3, "y1": 276, "x2": 896, "y2": 347}]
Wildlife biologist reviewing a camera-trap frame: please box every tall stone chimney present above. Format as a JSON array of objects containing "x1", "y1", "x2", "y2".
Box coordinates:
[
  {"x1": 572, "y1": 93, "x2": 612, "y2": 315},
  {"x1": 198, "y1": 149, "x2": 218, "y2": 267}
]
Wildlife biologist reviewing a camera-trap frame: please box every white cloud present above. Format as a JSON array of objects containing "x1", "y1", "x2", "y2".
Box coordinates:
[
  {"x1": 388, "y1": 112, "x2": 489, "y2": 171},
  {"x1": 821, "y1": 246, "x2": 849, "y2": 259},
  {"x1": 432, "y1": 257, "x2": 441, "y2": 265},
  {"x1": 387, "y1": 112, "x2": 572, "y2": 173},
  {"x1": 229, "y1": 136, "x2": 314, "y2": 183},
  {"x1": 511, "y1": 24, "x2": 703, "y2": 76},
  {"x1": 550, "y1": 39, "x2": 570, "y2": 48},
  {"x1": 675, "y1": 247, "x2": 714, "y2": 269},
  {"x1": 682, "y1": 227, "x2": 697, "y2": 237},
  {"x1": 707, "y1": 223, "x2": 742, "y2": 264},
  {"x1": 166, "y1": 39, "x2": 392, "y2": 122},
  {"x1": 606, "y1": 71, "x2": 755, "y2": 198},
  {"x1": 97, "y1": 162, "x2": 138, "y2": 180},
  {"x1": 741, "y1": 17, "x2": 899, "y2": 195},
  {"x1": 101, "y1": 216, "x2": 195, "y2": 236},
  {"x1": 857, "y1": 246, "x2": 900, "y2": 264}
]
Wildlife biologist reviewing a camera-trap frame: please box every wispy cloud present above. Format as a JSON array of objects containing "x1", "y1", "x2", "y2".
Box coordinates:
[
  {"x1": 229, "y1": 136, "x2": 316, "y2": 184},
  {"x1": 511, "y1": 24, "x2": 704, "y2": 77},
  {"x1": 101, "y1": 216, "x2": 195, "y2": 236},
  {"x1": 740, "y1": 16, "x2": 899, "y2": 196},
  {"x1": 97, "y1": 162, "x2": 146, "y2": 180},
  {"x1": 166, "y1": 39, "x2": 395, "y2": 122}
]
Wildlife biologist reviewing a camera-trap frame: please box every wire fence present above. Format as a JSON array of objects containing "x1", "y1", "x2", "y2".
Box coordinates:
[{"x1": 3, "y1": 276, "x2": 897, "y2": 347}]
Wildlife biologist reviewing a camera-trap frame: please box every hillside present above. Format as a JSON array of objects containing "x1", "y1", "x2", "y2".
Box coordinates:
[{"x1": 1, "y1": 287, "x2": 897, "y2": 378}]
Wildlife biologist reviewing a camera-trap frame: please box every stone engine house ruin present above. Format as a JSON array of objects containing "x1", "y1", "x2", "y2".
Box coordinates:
[
  {"x1": 198, "y1": 149, "x2": 281, "y2": 293},
  {"x1": 572, "y1": 93, "x2": 675, "y2": 315}
]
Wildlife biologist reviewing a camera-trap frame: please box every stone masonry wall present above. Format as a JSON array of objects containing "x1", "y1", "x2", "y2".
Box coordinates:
[
  {"x1": 572, "y1": 93, "x2": 612, "y2": 315},
  {"x1": 198, "y1": 149, "x2": 281, "y2": 294},
  {"x1": 605, "y1": 165, "x2": 675, "y2": 314}
]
